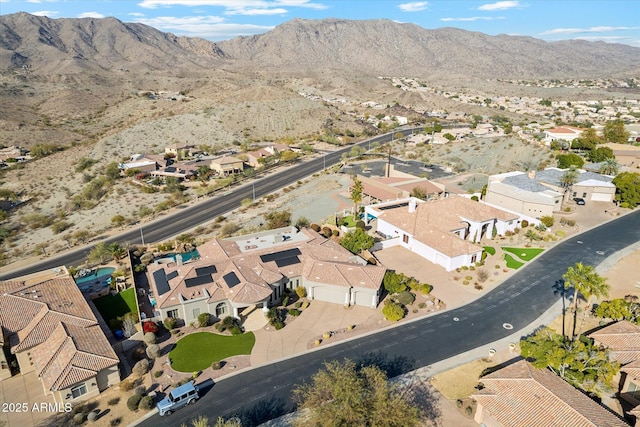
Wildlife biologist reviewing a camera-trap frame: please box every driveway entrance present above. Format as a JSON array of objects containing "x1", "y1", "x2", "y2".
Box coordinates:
[{"x1": 0, "y1": 372, "x2": 57, "y2": 427}]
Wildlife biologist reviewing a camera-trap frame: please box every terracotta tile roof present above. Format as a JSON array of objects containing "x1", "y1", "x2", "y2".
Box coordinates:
[
  {"x1": 621, "y1": 359, "x2": 640, "y2": 381},
  {"x1": 589, "y1": 320, "x2": 640, "y2": 365},
  {"x1": 0, "y1": 275, "x2": 118, "y2": 392},
  {"x1": 472, "y1": 359, "x2": 628, "y2": 427},
  {"x1": 357, "y1": 175, "x2": 443, "y2": 202},
  {"x1": 148, "y1": 228, "x2": 385, "y2": 307}
]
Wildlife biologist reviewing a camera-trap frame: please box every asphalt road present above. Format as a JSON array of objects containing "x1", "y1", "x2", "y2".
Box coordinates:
[
  {"x1": 0, "y1": 128, "x2": 418, "y2": 280},
  {"x1": 139, "y1": 210, "x2": 640, "y2": 427}
]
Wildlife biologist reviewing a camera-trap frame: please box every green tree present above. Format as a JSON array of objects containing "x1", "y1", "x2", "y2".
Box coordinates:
[
  {"x1": 410, "y1": 186, "x2": 428, "y2": 200},
  {"x1": 520, "y1": 327, "x2": 618, "y2": 396},
  {"x1": 280, "y1": 150, "x2": 298, "y2": 163},
  {"x1": 563, "y1": 262, "x2": 610, "y2": 340},
  {"x1": 442, "y1": 133, "x2": 455, "y2": 141},
  {"x1": 340, "y1": 228, "x2": 374, "y2": 254},
  {"x1": 587, "y1": 147, "x2": 614, "y2": 163},
  {"x1": 104, "y1": 162, "x2": 121, "y2": 181},
  {"x1": 295, "y1": 216, "x2": 310, "y2": 229},
  {"x1": 612, "y1": 172, "x2": 640, "y2": 207},
  {"x1": 602, "y1": 119, "x2": 630, "y2": 143},
  {"x1": 383, "y1": 271, "x2": 407, "y2": 293},
  {"x1": 557, "y1": 153, "x2": 584, "y2": 169},
  {"x1": 72, "y1": 229, "x2": 91, "y2": 245},
  {"x1": 264, "y1": 210, "x2": 292, "y2": 229},
  {"x1": 107, "y1": 242, "x2": 127, "y2": 261},
  {"x1": 293, "y1": 359, "x2": 423, "y2": 427},
  {"x1": 598, "y1": 158, "x2": 619, "y2": 176},
  {"x1": 350, "y1": 175, "x2": 363, "y2": 216},
  {"x1": 382, "y1": 301, "x2": 406, "y2": 322},
  {"x1": 593, "y1": 299, "x2": 631, "y2": 321}
]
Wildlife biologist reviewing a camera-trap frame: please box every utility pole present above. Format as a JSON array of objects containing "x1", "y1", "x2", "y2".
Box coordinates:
[{"x1": 140, "y1": 227, "x2": 145, "y2": 246}]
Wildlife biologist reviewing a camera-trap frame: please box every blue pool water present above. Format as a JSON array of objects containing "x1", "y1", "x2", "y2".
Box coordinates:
[
  {"x1": 164, "y1": 249, "x2": 200, "y2": 263},
  {"x1": 75, "y1": 267, "x2": 116, "y2": 286}
]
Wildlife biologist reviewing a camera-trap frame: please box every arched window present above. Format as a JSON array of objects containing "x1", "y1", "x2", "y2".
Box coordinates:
[{"x1": 215, "y1": 302, "x2": 228, "y2": 317}]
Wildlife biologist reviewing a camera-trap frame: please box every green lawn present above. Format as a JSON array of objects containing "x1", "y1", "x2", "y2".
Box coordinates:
[
  {"x1": 504, "y1": 254, "x2": 524, "y2": 269},
  {"x1": 93, "y1": 288, "x2": 137, "y2": 322},
  {"x1": 483, "y1": 246, "x2": 496, "y2": 256},
  {"x1": 170, "y1": 332, "x2": 256, "y2": 372},
  {"x1": 502, "y1": 247, "x2": 544, "y2": 262},
  {"x1": 341, "y1": 215, "x2": 357, "y2": 227}
]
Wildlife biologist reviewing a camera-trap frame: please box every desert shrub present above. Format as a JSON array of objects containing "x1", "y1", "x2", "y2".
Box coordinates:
[
  {"x1": 110, "y1": 417, "x2": 122, "y2": 426},
  {"x1": 414, "y1": 283, "x2": 432, "y2": 294},
  {"x1": 108, "y1": 397, "x2": 120, "y2": 406},
  {"x1": 163, "y1": 317, "x2": 177, "y2": 330},
  {"x1": 456, "y1": 399, "x2": 463, "y2": 408},
  {"x1": 470, "y1": 195, "x2": 479, "y2": 201},
  {"x1": 127, "y1": 394, "x2": 142, "y2": 411},
  {"x1": 215, "y1": 316, "x2": 242, "y2": 333},
  {"x1": 146, "y1": 344, "x2": 160, "y2": 359},
  {"x1": 310, "y1": 223, "x2": 320, "y2": 232},
  {"x1": 418, "y1": 302, "x2": 426, "y2": 309},
  {"x1": 135, "y1": 385, "x2": 146, "y2": 396},
  {"x1": 322, "y1": 226, "x2": 332, "y2": 237},
  {"x1": 87, "y1": 410, "x2": 98, "y2": 422},
  {"x1": 382, "y1": 301, "x2": 405, "y2": 322},
  {"x1": 132, "y1": 359, "x2": 150, "y2": 377},
  {"x1": 332, "y1": 229, "x2": 340, "y2": 237},
  {"x1": 142, "y1": 321, "x2": 158, "y2": 334},
  {"x1": 198, "y1": 312, "x2": 211, "y2": 327},
  {"x1": 282, "y1": 295, "x2": 290, "y2": 307},
  {"x1": 465, "y1": 406, "x2": 473, "y2": 416},
  {"x1": 143, "y1": 332, "x2": 156, "y2": 345},
  {"x1": 230, "y1": 326, "x2": 243, "y2": 335},
  {"x1": 465, "y1": 275, "x2": 473, "y2": 281},
  {"x1": 560, "y1": 218, "x2": 576, "y2": 226},
  {"x1": 120, "y1": 380, "x2": 135, "y2": 392},
  {"x1": 396, "y1": 291, "x2": 415, "y2": 306},
  {"x1": 295, "y1": 286, "x2": 307, "y2": 298},
  {"x1": 540, "y1": 215, "x2": 554, "y2": 227},
  {"x1": 154, "y1": 370, "x2": 163, "y2": 378},
  {"x1": 355, "y1": 220, "x2": 365, "y2": 229},
  {"x1": 139, "y1": 396, "x2": 154, "y2": 411},
  {"x1": 301, "y1": 301, "x2": 310, "y2": 309},
  {"x1": 288, "y1": 308, "x2": 301, "y2": 316},
  {"x1": 463, "y1": 280, "x2": 470, "y2": 285},
  {"x1": 521, "y1": 220, "x2": 529, "y2": 228},
  {"x1": 477, "y1": 269, "x2": 489, "y2": 283},
  {"x1": 383, "y1": 271, "x2": 407, "y2": 293},
  {"x1": 211, "y1": 361, "x2": 223, "y2": 370}
]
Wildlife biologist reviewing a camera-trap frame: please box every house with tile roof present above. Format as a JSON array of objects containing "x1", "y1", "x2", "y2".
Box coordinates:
[
  {"x1": 146, "y1": 226, "x2": 386, "y2": 324},
  {"x1": 471, "y1": 358, "x2": 629, "y2": 427},
  {"x1": 544, "y1": 125, "x2": 585, "y2": 146},
  {"x1": 589, "y1": 320, "x2": 640, "y2": 415},
  {"x1": 485, "y1": 168, "x2": 615, "y2": 218},
  {"x1": 364, "y1": 196, "x2": 519, "y2": 271},
  {"x1": 355, "y1": 174, "x2": 445, "y2": 204},
  {"x1": 210, "y1": 156, "x2": 244, "y2": 176},
  {"x1": 0, "y1": 270, "x2": 120, "y2": 404}
]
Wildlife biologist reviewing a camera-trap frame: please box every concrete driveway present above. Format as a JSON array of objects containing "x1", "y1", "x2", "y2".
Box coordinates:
[{"x1": 0, "y1": 372, "x2": 56, "y2": 427}]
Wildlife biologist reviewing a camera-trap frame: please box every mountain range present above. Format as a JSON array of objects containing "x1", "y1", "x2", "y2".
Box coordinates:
[{"x1": 1, "y1": 12, "x2": 639, "y2": 79}]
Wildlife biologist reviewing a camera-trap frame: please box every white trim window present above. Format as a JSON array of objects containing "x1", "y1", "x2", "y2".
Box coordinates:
[{"x1": 71, "y1": 383, "x2": 87, "y2": 399}]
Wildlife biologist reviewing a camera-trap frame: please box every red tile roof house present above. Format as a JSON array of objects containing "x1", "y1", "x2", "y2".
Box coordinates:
[
  {"x1": 364, "y1": 196, "x2": 520, "y2": 271},
  {"x1": 354, "y1": 174, "x2": 446, "y2": 204},
  {"x1": 146, "y1": 226, "x2": 386, "y2": 325},
  {"x1": 0, "y1": 271, "x2": 120, "y2": 405},
  {"x1": 471, "y1": 358, "x2": 629, "y2": 427},
  {"x1": 543, "y1": 125, "x2": 585, "y2": 146},
  {"x1": 589, "y1": 320, "x2": 640, "y2": 415}
]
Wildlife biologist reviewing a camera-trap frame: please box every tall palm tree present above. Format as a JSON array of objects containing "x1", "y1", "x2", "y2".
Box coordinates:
[
  {"x1": 350, "y1": 175, "x2": 363, "y2": 217},
  {"x1": 598, "y1": 158, "x2": 619, "y2": 176},
  {"x1": 560, "y1": 167, "x2": 579, "y2": 199},
  {"x1": 563, "y1": 262, "x2": 610, "y2": 341}
]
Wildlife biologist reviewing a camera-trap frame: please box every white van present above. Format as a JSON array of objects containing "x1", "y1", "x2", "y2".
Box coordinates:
[{"x1": 156, "y1": 382, "x2": 200, "y2": 416}]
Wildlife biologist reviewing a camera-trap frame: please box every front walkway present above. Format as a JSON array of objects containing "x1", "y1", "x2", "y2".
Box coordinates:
[{"x1": 0, "y1": 372, "x2": 56, "y2": 427}]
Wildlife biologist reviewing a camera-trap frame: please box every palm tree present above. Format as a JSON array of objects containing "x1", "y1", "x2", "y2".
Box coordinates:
[
  {"x1": 560, "y1": 167, "x2": 579, "y2": 201},
  {"x1": 598, "y1": 158, "x2": 619, "y2": 176},
  {"x1": 563, "y1": 262, "x2": 610, "y2": 340},
  {"x1": 107, "y1": 242, "x2": 127, "y2": 261},
  {"x1": 350, "y1": 175, "x2": 363, "y2": 217}
]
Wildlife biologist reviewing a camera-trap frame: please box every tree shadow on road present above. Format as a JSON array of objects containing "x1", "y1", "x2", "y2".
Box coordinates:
[
  {"x1": 355, "y1": 350, "x2": 415, "y2": 378},
  {"x1": 230, "y1": 396, "x2": 288, "y2": 427}
]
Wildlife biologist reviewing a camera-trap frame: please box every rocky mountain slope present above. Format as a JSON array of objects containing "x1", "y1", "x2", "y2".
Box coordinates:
[{"x1": 1, "y1": 13, "x2": 638, "y2": 79}]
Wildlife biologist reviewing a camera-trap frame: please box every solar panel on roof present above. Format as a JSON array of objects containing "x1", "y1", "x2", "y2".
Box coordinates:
[
  {"x1": 195, "y1": 266, "x2": 217, "y2": 276},
  {"x1": 165, "y1": 167, "x2": 176, "y2": 173},
  {"x1": 223, "y1": 272, "x2": 241, "y2": 288},
  {"x1": 260, "y1": 248, "x2": 302, "y2": 263},
  {"x1": 153, "y1": 270, "x2": 170, "y2": 296},
  {"x1": 167, "y1": 271, "x2": 179, "y2": 281},
  {"x1": 185, "y1": 275, "x2": 213, "y2": 288},
  {"x1": 275, "y1": 256, "x2": 301, "y2": 267}
]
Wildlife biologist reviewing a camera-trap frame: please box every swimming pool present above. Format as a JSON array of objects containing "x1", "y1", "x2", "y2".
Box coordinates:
[
  {"x1": 160, "y1": 249, "x2": 200, "y2": 264},
  {"x1": 75, "y1": 267, "x2": 116, "y2": 286}
]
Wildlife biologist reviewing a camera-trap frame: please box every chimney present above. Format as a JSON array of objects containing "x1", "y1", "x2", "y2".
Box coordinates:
[
  {"x1": 176, "y1": 253, "x2": 183, "y2": 266},
  {"x1": 408, "y1": 198, "x2": 417, "y2": 213},
  {"x1": 528, "y1": 170, "x2": 536, "y2": 180}
]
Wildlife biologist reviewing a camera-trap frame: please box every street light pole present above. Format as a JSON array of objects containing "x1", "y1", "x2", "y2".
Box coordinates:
[
  {"x1": 140, "y1": 227, "x2": 145, "y2": 246},
  {"x1": 252, "y1": 182, "x2": 256, "y2": 201}
]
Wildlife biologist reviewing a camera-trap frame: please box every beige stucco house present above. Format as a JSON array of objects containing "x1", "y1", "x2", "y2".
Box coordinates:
[
  {"x1": 210, "y1": 156, "x2": 244, "y2": 176},
  {"x1": 146, "y1": 227, "x2": 386, "y2": 324},
  {"x1": 0, "y1": 271, "x2": 120, "y2": 404}
]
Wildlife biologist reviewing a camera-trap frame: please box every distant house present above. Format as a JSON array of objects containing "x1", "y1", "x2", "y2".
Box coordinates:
[
  {"x1": 165, "y1": 142, "x2": 202, "y2": 158},
  {"x1": 355, "y1": 174, "x2": 445, "y2": 204},
  {"x1": 245, "y1": 144, "x2": 291, "y2": 168},
  {"x1": 544, "y1": 125, "x2": 584, "y2": 146},
  {"x1": 120, "y1": 153, "x2": 168, "y2": 174},
  {"x1": 210, "y1": 156, "x2": 244, "y2": 176},
  {"x1": 146, "y1": 227, "x2": 386, "y2": 324},
  {"x1": 0, "y1": 270, "x2": 120, "y2": 404},
  {"x1": 150, "y1": 160, "x2": 198, "y2": 181},
  {"x1": 471, "y1": 358, "x2": 628, "y2": 427},
  {"x1": 485, "y1": 168, "x2": 615, "y2": 218},
  {"x1": 365, "y1": 196, "x2": 519, "y2": 271},
  {"x1": 589, "y1": 320, "x2": 640, "y2": 412}
]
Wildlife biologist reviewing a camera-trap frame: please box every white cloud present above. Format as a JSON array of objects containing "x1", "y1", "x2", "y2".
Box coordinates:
[
  {"x1": 478, "y1": 1, "x2": 521, "y2": 11},
  {"x1": 78, "y1": 12, "x2": 106, "y2": 19},
  {"x1": 31, "y1": 10, "x2": 59, "y2": 17},
  {"x1": 225, "y1": 7, "x2": 288, "y2": 15},
  {"x1": 137, "y1": 0, "x2": 326, "y2": 11},
  {"x1": 131, "y1": 14, "x2": 273, "y2": 40},
  {"x1": 129, "y1": 12, "x2": 146, "y2": 17},
  {"x1": 541, "y1": 26, "x2": 640, "y2": 35},
  {"x1": 441, "y1": 16, "x2": 505, "y2": 22},
  {"x1": 398, "y1": 2, "x2": 428, "y2": 12}
]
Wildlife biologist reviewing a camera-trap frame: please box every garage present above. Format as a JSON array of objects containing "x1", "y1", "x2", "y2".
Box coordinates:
[
  {"x1": 312, "y1": 286, "x2": 348, "y2": 305},
  {"x1": 351, "y1": 289, "x2": 377, "y2": 308},
  {"x1": 591, "y1": 192, "x2": 612, "y2": 202}
]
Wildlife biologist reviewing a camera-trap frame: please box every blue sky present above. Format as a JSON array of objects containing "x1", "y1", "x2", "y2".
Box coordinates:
[{"x1": 1, "y1": 1, "x2": 638, "y2": 46}]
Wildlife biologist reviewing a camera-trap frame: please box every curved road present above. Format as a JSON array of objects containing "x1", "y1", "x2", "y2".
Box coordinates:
[
  {"x1": 0, "y1": 128, "x2": 418, "y2": 280},
  {"x1": 139, "y1": 210, "x2": 640, "y2": 427}
]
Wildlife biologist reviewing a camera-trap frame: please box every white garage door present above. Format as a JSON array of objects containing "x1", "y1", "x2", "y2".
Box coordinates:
[
  {"x1": 591, "y1": 192, "x2": 611, "y2": 202},
  {"x1": 352, "y1": 291, "x2": 375, "y2": 308},
  {"x1": 313, "y1": 286, "x2": 347, "y2": 305}
]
